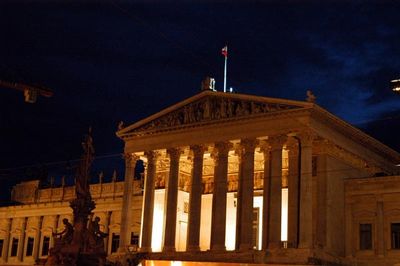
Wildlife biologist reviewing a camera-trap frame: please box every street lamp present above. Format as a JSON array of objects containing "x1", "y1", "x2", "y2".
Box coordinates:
[{"x1": 390, "y1": 79, "x2": 400, "y2": 93}]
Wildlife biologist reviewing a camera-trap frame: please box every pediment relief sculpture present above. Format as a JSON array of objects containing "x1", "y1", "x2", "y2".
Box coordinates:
[{"x1": 132, "y1": 96, "x2": 302, "y2": 133}]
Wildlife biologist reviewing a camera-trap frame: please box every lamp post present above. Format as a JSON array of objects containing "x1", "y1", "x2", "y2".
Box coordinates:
[{"x1": 390, "y1": 79, "x2": 400, "y2": 94}]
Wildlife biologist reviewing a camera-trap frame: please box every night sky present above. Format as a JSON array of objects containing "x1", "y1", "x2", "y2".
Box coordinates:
[{"x1": 1, "y1": 1, "x2": 400, "y2": 201}]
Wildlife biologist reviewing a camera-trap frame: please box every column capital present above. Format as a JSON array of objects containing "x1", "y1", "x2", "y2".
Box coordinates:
[
  {"x1": 145, "y1": 150, "x2": 161, "y2": 161},
  {"x1": 240, "y1": 138, "x2": 258, "y2": 152},
  {"x1": 268, "y1": 134, "x2": 287, "y2": 150},
  {"x1": 213, "y1": 141, "x2": 232, "y2": 154},
  {"x1": 286, "y1": 137, "x2": 299, "y2": 156},
  {"x1": 259, "y1": 140, "x2": 271, "y2": 157},
  {"x1": 297, "y1": 131, "x2": 315, "y2": 147},
  {"x1": 167, "y1": 147, "x2": 183, "y2": 160},
  {"x1": 212, "y1": 142, "x2": 232, "y2": 162},
  {"x1": 123, "y1": 153, "x2": 140, "y2": 166},
  {"x1": 190, "y1": 144, "x2": 207, "y2": 157}
]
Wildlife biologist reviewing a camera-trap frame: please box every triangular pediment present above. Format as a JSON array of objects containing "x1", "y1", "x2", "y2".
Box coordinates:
[{"x1": 118, "y1": 90, "x2": 312, "y2": 137}]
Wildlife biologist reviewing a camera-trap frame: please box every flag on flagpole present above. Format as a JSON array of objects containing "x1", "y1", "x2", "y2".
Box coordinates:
[{"x1": 221, "y1": 46, "x2": 228, "y2": 57}]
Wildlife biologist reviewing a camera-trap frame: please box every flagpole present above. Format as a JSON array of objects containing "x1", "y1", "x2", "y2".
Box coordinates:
[{"x1": 223, "y1": 50, "x2": 227, "y2": 93}]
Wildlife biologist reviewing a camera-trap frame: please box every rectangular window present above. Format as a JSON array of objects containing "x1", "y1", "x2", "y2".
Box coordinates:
[
  {"x1": 42, "y1": 236, "x2": 50, "y2": 256},
  {"x1": 391, "y1": 223, "x2": 400, "y2": 249},
  {"x1": 0, "y1": 239, "x2": 4, "y2": 257},
  {"x1": 130, "y1": 233, "x2": 139, "y2": 246},
  {"x1": 359, "y1": 223, "x2": 372, "y2": 250},
  {"x1": 253, "y1": 208, "x2": 259, "y2": 249},
  {"x1": 26, "y1": 237, "x2": 34, "y2": 256},
  {"x1": 11, "y1": 238, "x2": 18, "y2": 257},
  {"x1": 111, "y1": 233, "x2": 120, "y2": 253}
]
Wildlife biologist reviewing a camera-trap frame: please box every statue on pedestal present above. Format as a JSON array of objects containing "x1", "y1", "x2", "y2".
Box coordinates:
[{"x1": 45, "y1": 128, "x2": 107, "y2": 266}]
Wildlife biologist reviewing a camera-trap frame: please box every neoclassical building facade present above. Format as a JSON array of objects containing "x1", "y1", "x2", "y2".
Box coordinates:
[
  {"x1": 1, "y1": 90, "x2": 400, "y2": 265},
  {"x1": 116, "y1": 90, "x2": 400, "y2": 265},
  {"x1": 0, "y1": 178, "x2": 144, "y2": 265}
]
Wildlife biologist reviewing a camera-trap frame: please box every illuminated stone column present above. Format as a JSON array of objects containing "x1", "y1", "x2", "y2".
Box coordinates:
[
  {"x1": 268, "y1": 135, "x2": 286, "y2": 249},
  {"x1": 118, "y1": 153, "x2": 139, "y2": 252},
  {"x1": 187, "y1": 145, "x2": 206, "y2": 251},
  {"x1": 141, "y1": 150, "x2": 159, "y2": 252},
  {"x1": 261, "y1": 143, "x2": 271, "y2": 250},
  {"x1": 236, "y1": 138, "x2": 257, "y2": 251},
  {"x1": 287, "y1": 139, "x2": 299, "y2": 247},
  {"x1": 163, "y1": 148, "x2": 182, "y2": 252},
  {"x1": 17, "y1": 217, "x2": 27, "y2": 262},
  {"x1": 210, "y1": 142, "x2": 231, "y2": 251},
  {"x1": 298, "y1": 132, "x2": 313, "y2": 248}
]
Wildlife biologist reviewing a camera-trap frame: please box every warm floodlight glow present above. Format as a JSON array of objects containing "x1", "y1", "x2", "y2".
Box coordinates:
[
  {"x1": 151, "y1": 189, "x2": 165, "y2": 252},
  {"x1": 149, "y1": 188, "x2": 287, "y2": 251},
  {"x1": 281, "y1": 188, "x2": 288, "y2": 241},
  {"x1": 390, "y1": 79, "x2": 400, "y2": 92}
]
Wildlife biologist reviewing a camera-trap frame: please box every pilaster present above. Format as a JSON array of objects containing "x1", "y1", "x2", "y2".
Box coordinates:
[
  {"x1": 298, "y1": 131, "x2": 314, "y2": 248},
  {"x1": 33, "y1": 216, "x2": 43, "y2": 261},
  {"x1": 17, "y1": 217, "x2": 27, "y2": 262},
  {"x1": 1, "y1": 218, "x2": 11, "y2": 263},
  {"x1": 377, "y1": 200, "x2": 384, "y2": 257}
]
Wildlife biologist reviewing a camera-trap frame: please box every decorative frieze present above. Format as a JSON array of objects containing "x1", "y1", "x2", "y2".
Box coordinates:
[{"x1": 131, "y1": 96, "x2": 302, "y2": 135}]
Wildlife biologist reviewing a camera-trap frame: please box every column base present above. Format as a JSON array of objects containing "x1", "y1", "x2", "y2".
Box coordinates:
[
  {"x1": 267, "y1": 242, "x2": 281, "y2": 249},
  {"x1": 210, "y1": 244, "x2": 226, "y2": 252},
  {"x1": 163, "y1": 246, "x2": 176, "y2": 253},
  {"x1": 140, "y1": 246, "x2": 152, "y2": 253},
  {"x1": 117, "y1": 247, "x2": 126, "y2": 253},
  {"x1": 298, "y1": 241, "x2": 312, "y2": 249},
  {"x1": 239, "y1": 243, "x2": 253, "y2": 251},
  {"x1": 187, "y1": 245, "x2": 200, "y2": 252}
]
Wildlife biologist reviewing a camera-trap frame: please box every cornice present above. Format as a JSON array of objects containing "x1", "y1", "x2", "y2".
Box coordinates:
[
  {"x1": 121, "y1": 107, "x2": 311, "y2": 140},
  {"x1": 313, "y1": 139, "x2": 380, "y2": 174},
  {"x1": 311, "y1": 105, "x2": 400, "y2": 166}
]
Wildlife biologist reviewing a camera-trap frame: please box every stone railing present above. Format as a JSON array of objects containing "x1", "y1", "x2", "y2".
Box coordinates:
[{"x1": 12, "y1": 180, "x2": 130, "y2": 204}]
